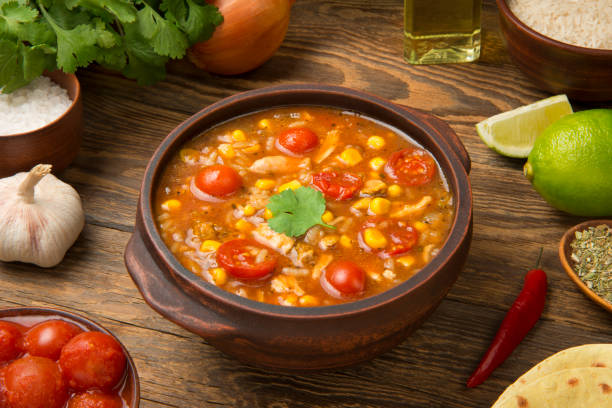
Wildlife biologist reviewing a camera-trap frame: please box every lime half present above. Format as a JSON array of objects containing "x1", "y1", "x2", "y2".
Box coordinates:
[{"x1": 476, "y1": 95, "x2": 573, "y2": 158}]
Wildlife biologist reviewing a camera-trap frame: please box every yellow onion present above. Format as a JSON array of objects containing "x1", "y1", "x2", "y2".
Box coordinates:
[{"x1": 188, "y1": 0, "x2": 294, "y2": 75}]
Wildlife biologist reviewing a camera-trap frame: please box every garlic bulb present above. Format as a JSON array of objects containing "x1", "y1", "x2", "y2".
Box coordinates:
[{"x1": 0, "y1": 164, "x2": 85, "y2": 267}]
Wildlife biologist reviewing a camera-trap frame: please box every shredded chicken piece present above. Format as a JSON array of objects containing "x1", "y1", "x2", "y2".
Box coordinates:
[
  {"x1": 360, "y1": 179, "x2": 387, "y2": 196},
  {"x1": 312, "y1": 253, "x2": 333, "y2": 280},
  {"x1": 249, "y1": 156, "x2": 311, "y2": 174},
  {"x1": 390, "y1": 196, "x2": 433, "y2": 218},
  {"x1": 422, "y1": 244, "x2": 436, "y2": 263},
  {"x1": 286, "y1": 242, "x2": 315, "y2": 267},
  {"x1": 251, "y1": 223, "x2": 295, "y2": 255},
  {"x1": 270, "y1": 275, "x2": 305, "y2": 296},
  {"x1": 313, "y1": 129, "x2": 340, "y2": 163},
  {"x1": 319, "y1": 235, "x2": 339, "y2": 250}
]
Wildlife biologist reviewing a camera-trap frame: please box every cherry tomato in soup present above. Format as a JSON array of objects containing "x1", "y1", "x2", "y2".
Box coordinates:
[
  {"x1": 23, "y1": 320, "x2": 83, "y2": 360},
  {"x1": 0, "y1": 322, "x2": 23, "y2": 363},
  {"x1": 4, "y1": 356, "x2": 68, "y2": 408},
  {"x1": 311, "y1": 171, "x2": 362, "y2": 200},
  {"x1": 276, "y1": 128, "x2": 318, "y2": 155},
  {"x1": 384, "y1": 148, "x2": 436, "y2": 186},
  {"x1": 194, "y1": 165, "x2": 242, "y2": 198},
  {"x1": 67, "y1": 391, "x2": 123, "y2": 408},
  {"x1": 0, "y1": 367, "x2": 8, "y2": 408},
  {"x1": 359, "y1": 218, "x2": 419, "y2": 259},
  {"x1": 321, "y1": 261, "x2": 366, "y2": 298},
  {"x1": 59, "y1": 332, "x2": 126, "y2": 391},
  {"x1": 216, "y1": 239, "x2": 278, "y2": 279}
]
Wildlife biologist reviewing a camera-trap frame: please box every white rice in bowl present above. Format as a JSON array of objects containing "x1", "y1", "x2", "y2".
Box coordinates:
[
  {"x1": 0, "y1": 76, "x2": 73, "y2": 136},
  {"x1": 508, "y1": 0, "x2": 612, "y2": 50}
]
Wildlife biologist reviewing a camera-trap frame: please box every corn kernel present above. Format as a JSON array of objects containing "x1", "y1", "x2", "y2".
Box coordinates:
[
  {"x1": 264, "y1": 208, "x2": 273, "y2": 219},
  {"x1": 339, "y1": 234, "x2": 352, "y2": 249},
  {"x1": 231, "y1": 129, "x2": 246, "y2": 141},
  {"x1": 338, "y1": 148, "x2": 363, "y2": 166},
  {"x1": 302, "y1": 111, "x2": 314, "y2": 121},
  {"x1": 413, "y1": 221, "x2": 428, "y2": 232},
  {"x1": 200, "y1": 240, "x2": 221, "y2": 252},
  {"x1": 369, "y1": 171, "x2": 381, "y2": 179},
  {"x1": 369, "y1": 157, "x2": 386, "y2": 171},
  {"x1": 242, "y1": 143, "x2": 261, "y2": 154},
  {"x1": 397, "y1": 256, "x2": 416, "y2": 268},
  {"x1": 278, "y1": 180, "x2": 302, "y2": 192},
  {"x1": 387, "y1": 184, "x2": 402, "y2": 198},
  {"x1": 235, "y1": 219, "x2": 253, "y2": 232},
  {"x1": 299, "y1": 295, "x2": 319, "y2": 307},
  {"x1": 258, "y1": 119, "x2": 270, "y2": 129},
  {"x1": 285, "y1": 294, "x2": 298, "y2": 305},
  {"x1": 352, "y1": 197, "x2": 371, "y2": 210},
  {"x1": 363, "y1": 228, "x2": 387, "y2": 249},
  {"x1": 243, "y1": 205, "x2": 256, "y2": 216},
  {"x1": 367, "y1": 136, "x2": 386, "y2": 150},
  {"x1": 255, "y1": 179, "x2": 276, "y2": 190},
  {"x1": 161, "y1": 199, "x2": 181, "y2": 211},
  {"x1": 321, "y1": 210, "x2": 334, "y2": 223},
  {"x1": 210, "y1": 268, "x2": 227, "y2": 286},
  {"x1": 369, "y1": 197, "x2": 391, "y2": 215},
  {"x1": 218, "y1": 143, "x2": 235, "y2": 159}
]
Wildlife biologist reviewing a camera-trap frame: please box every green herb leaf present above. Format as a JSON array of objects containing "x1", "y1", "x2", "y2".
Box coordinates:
[{"x1": 267, "y1": 187, "x2": 334, "y2": 237}]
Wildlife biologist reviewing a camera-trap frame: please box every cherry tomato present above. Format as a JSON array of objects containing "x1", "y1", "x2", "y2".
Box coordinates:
[
  {"x1": 4, "y1": 356, "x2": 68, "y2": 408},
  {"x1": 359, "y1": 218, "x2": 419, "y2": 259},
  {"x1": 0, "y1": 322, "x2": 23, "y2": 363},
  {"x1": 276, "y1": 128, "x2": 319, "y2": 155},
  {"x1": 194, "y1": 165, "x2": 242, "y2": 198},
  {"x1": 311, "y1": 171, "x2": 362, "y2": 200},
  {"x1": 59, "y1": 332, "x2": 126, "y2": 391},
  {"x1": 384, "y1": 148, "x2": 436, "y2": 186},
  {"x1": 67, "y1": 391, "x2": 123, "y2": 408},
  {"x1": 321, "y1": 261, "x2": 366, "y2": 298},
  {"x1": 216, "y1": 239, "x2": 278, "y2": 279},
  {"x1": 23, "y1": 320, "x2": 83, "y2": 361},
  {"x1": 0, "y1": 367, "x2": 8, "y2": 408}
]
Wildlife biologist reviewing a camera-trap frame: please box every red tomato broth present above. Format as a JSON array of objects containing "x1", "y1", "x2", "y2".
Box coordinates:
[
  {"x1": 0, "y1": 316, "x2": 131, "y2": 408},
  {"x1": 154, "y1": 106, "x2": 455, "y2": 306}
]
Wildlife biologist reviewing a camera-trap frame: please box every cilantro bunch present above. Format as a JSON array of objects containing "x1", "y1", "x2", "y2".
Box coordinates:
[{"x1": 0, "y1": 0, "x2": 222, "y2": 93}]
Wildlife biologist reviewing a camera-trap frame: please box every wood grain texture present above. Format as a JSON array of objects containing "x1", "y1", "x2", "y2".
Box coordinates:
[{"x1": 1, "y1": 1, "x2": 611, "y2": 407}]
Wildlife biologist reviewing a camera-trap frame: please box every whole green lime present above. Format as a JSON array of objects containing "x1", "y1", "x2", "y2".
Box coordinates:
[{"x1": 524, "y1": 109, "x2": 612, "y2": 216}]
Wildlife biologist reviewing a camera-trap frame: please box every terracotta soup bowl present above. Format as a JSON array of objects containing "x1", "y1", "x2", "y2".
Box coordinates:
[
  {"x1": 125, "y1": 84, "x2": 473, "y2": 370},
  {"x1": 0, "y1": 307, "x2": 140, "y2": 407}
]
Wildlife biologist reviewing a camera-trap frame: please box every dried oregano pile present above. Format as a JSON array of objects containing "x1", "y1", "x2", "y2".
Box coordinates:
[{"x1": 570, "y1": 224, "x2": 612, "y2": 303}]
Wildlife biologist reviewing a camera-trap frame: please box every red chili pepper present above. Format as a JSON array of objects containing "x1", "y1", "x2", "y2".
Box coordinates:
[{"x1": 466, "y1": 251, "x2": 547, "y2": 388}]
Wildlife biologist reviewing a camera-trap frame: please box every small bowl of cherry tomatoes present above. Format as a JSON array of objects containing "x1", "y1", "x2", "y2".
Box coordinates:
[{"x1": 0, "y1": 307, "x2": 139, "y2": 408}]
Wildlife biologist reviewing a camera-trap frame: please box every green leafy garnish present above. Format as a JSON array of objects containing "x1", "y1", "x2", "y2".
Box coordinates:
[
  {"x1": 0, "y1": 0, "x2": 223, "y2": 93},
  {"x1": 266, "y1": 186, "x2": 334, "y2": 237}
]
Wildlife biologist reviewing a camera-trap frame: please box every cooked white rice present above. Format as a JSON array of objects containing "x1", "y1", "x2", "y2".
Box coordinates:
[
  {"x1": 0, "y1": 76, "x2": 72, "y2": 136},
  {"x1": 508, "y1": 0, "x2": 612, "y2": 50}
]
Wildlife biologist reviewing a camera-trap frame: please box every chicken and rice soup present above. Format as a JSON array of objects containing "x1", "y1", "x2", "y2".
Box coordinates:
[{"x1": 154, "y1": 106, "x2": 454, "y2": 306}]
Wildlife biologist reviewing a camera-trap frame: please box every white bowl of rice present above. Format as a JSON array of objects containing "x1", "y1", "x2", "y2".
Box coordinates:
[
  {"x1": 0, "y1": 71, "x2": 83, "y2": 177},
  {"x1": 497, "y1": 0, "x2": 612, "y2": 101}
]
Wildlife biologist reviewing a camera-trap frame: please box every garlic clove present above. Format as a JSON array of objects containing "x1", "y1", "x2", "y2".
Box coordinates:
[{"x1": 0, "y1": 164, "x2": 85, "y2": 268}]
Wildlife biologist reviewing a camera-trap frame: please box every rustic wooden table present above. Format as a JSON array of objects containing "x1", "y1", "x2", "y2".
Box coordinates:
[{"x1": 2, "y1": 1, "x2": 611, "y2": 407}]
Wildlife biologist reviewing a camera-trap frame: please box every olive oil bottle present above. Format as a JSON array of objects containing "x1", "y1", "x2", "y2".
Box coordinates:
[{"x1": 404, "y1": 0, "x2": 481, "y2": 64}]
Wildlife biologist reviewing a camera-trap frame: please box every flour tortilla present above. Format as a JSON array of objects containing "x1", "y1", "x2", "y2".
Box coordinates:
[
  {"x1": 492, "y1": 367, "x2": 612, "y2": 407},
  {"x1": 494, "y1": 344, "x2": 612, "y2": 404}
]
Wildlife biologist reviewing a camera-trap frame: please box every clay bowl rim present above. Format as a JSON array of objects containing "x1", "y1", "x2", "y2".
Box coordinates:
[
  {"x1": 559, "y1": 219, "x2": 612, "y2": 314},
  {"x1": 0, "y1": 306, "x2": 141, "y2": 406},
  {"x1": 139, "y1": 83, "x2": 472, "y2": 319},
  {"x1": 0, "y1": 71, "x2": 81, "y2": 139},
  {"x1": 497, "y1": 0, "x2": 612, "y2": 57}
]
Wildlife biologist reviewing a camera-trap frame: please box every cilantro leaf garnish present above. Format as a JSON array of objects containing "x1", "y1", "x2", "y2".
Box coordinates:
[{"x1": 266, "y1": 186, "x2": 334, "y2": 237}]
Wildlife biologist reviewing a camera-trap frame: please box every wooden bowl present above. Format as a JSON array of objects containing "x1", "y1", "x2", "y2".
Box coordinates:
[
  {"x1": 125, "y1": 84, "x2": 473, "y2": 370},
  {"x1": 496, "y1": 0, "x2": 612, "y2": 101},
  {"x1": 0, "y1": 71, "x2": 83, "y2": 178},
  {"x1": 559, "y1": 220, "x2": 612, "y2": 314},
  {"x1": 0, "y1": 307, "x2": 140, "y2": 406}
]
